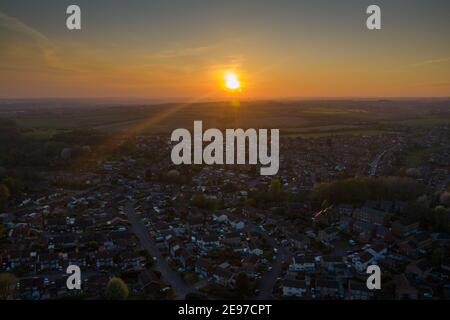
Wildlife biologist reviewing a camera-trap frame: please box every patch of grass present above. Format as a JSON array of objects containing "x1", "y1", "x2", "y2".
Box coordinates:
[
  {"x1": 22, "y1": 128, "x2": 65, "y2": 140},
  {"x1": 403, "y1": 145, "x2": 447, "y2": 167}
]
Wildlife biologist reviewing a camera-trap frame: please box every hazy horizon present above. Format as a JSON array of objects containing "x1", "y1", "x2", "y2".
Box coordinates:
[{"x1": 1, "y1": 95, "x2": 450, "y2": 105}]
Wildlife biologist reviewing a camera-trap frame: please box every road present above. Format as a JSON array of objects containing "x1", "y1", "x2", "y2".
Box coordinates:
[
  {"x1": 243, "y1": 220, "x2": 290, "y2": 300},
  {"x1": 368, "y1": 147, "x2": 394, "y2": 176},
  {"x1": 255, "y1": 245, "x2": 288, "y2": 300},
  {"x1": 125, "y1": 202, "x2": 194, "y2": 299}
]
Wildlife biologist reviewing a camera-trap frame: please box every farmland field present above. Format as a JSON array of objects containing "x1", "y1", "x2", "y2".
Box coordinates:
[{"x1": 1, "y1": 99, "x2": 449, "y2": 137}]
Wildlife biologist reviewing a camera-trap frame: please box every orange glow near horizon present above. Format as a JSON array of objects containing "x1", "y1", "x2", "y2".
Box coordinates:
[{"x1": 0, "y1": 7, "x2": 449, "y2": 99}]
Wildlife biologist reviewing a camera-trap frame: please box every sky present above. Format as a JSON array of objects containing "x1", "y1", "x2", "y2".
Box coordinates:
[{"x1": 0, "y1": 0, "x2": 449, "y2": 99}]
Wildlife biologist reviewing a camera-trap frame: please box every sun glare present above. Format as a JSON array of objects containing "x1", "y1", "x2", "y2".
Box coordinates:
[{"x1": 224, "y1": 72, "x2": 241, "y2": 91}]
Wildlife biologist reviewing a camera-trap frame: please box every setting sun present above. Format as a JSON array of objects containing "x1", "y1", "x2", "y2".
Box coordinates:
[{"x1": 224, "y1": 72, "x2": 241, "y2": 91}]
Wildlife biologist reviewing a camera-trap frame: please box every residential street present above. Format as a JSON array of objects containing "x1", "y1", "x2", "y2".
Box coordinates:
[
  {"x1": 244, "y1": 220, "x2": 291, "y2": 300},
  {"x1": 255, "y1": 245, "x2": 288, "y2": 300},
  {"x1": 125, "y1": 202, "x2": 194, "y2": 299},
  {"x1": 369, "y1": 146, "x2": 395, "y2": 176}
]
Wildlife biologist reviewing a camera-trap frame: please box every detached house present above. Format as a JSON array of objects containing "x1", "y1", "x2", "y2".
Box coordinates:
[
  {"x1": 315, "y1": 279, "x2": 341, "y2": 299},
  {"x1": 318, "y1": 227, "x2": 340, "y2": 242},
  {"x1": 95, "y1": 251, "x2": 115, "y2": 269},
  {"x1": 289, "y1": 255, "x2": 316, "y2": 273},
  {"x1": 39, "y1": 253, "x2": 60, "y2": 271},
  {"x1": 290, "y1": 234, "x2": 310, "y2": 250},
  {"x1": 348, "y1": 280, "x2": 374, "y2": 300},
  {"x1": 195, "y1": 258, "x2": 211, "y2": 279},
  {"x1": 398, "y1": 240, "x2": 419, "y2": 258},
  {"x1": 352, "y1": 221, "x2": 374, "y2": 243},
  {"x1": 406, "y1": 259, "x2": 433, "y2": 280},
  {"x1": 322, "y1": 255, "x2": 344, "y2": 273},
  {"x1": 66, "y1": 252, "x2": 88, "y2": 268},
  {"x1": 407, "y1": 232, "x2": 433, "y2": 251},
  {"x1": 394, "y1": 275, "x2": 418, "y2": 300},
  {"x1": 354, "y1": 207, "x2": 385, "y2": 225},
  {"x1": 196, "y1": 234, "x2": 220, "y2": 251},
  {"x1": 212, "y1": 268, "x2": 234, "y2": 287},
  {"x1": 354, "y1": 252, "x2": 375, "y2": 273},
  {"x1": 118, "y1": 251, "x2": 145, "y2": 270},
  {"x1": 282, "y1": 279, "x2": 308, "y2": 298},
  {"x1": 392, "y1": 218, "x2": 419, "y2": 237}
]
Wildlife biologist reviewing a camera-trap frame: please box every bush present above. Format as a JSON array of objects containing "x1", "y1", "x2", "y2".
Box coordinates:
[{"x1": 105, "y1": 277, "x2": 129, "y2": 300}]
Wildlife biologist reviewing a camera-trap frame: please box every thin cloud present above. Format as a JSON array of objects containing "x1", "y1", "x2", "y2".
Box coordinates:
[
  {"x1": 382, "y1": 56, "x2": 450, "y2": 73},
  {"x1": 209, "y1": 55, "x2": 245, "y2": 71},
  {"x1": 412, "y1": 57, "x2": 450, "y2": 67},
  {"x1": 150, "y1": 38, "x2": 241, "y2": 60},
  {"x1": 152, "y1": 46, "x2": 212, "y2": 59},
  {"x1": 409, "y1": 82, "x2": 450, "y2": 88},
  {"x1": 0, "y1": 11, "x2": 50, "y2": 44},
  {"x1": 0, "y1": 11, "x2": 65, "y2": 70}
]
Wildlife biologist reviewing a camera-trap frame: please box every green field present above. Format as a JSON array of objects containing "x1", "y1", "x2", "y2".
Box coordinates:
[
  {"x1": 403, "y1": 145, "x2": 447, "y2": 167},
  {"x1": 381, "y1": 117, "x2": 450, "y2": 127},
  {"x1": 282, "y1": 128, "x2": 391, "y2": 138},
  {"x1": 3, "y1": 99, "x2": 449, "y2": 138}
]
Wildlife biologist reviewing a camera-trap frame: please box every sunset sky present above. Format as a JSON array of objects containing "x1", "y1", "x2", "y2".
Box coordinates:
[{"x1": 0, "y1": 0, "x2": 449, "y2": 99}]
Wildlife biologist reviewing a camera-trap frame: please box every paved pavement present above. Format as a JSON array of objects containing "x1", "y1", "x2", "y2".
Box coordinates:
[{"x1": 125, "y1": 202, "x2": 194, "y2": 299}]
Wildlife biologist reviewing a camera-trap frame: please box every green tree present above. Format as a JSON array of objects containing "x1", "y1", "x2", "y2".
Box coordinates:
[
  {"x1": 312, "y1": 176, "x2": 423, "y2": 207},
  {"x1": 270, "y1": 178, "x2": 281, "y2": 195},
  {"x1": 0, "y1": 223, "x2": 6, "y2": 238},
  {"x1": 3, "y1": 177, "x2": 24, "y2": 197},
  {"x1": 235, "y1": 272, "x2": 251, "y2": 297},
  {"x1": 433, "y1": 206, "x2": 450, "y2": 232},
  {"x1": 416, "y1": 195, "x2": 430, "y2": 208},
  {"x1": 191, "y1": 194, "x2": 206, "y2": 208},
  {"x1": 144, "y1": 168, "x2": 153, "y2": 181},
  {"x1": 0, "y1": 184, "x2": 10, "y2": 210},
  {"x1": 0, "y1": 167, "x2": 6, "y2": 179},
  {"x1": 105, "y1": 277, "x2": 129, "y2": 300},
  {"x1": 0, "y1": 273, "x2": 17, "y2": 299},
  {"x1": 432, "y1": 248, "x2": 446, "y2": 267}
]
